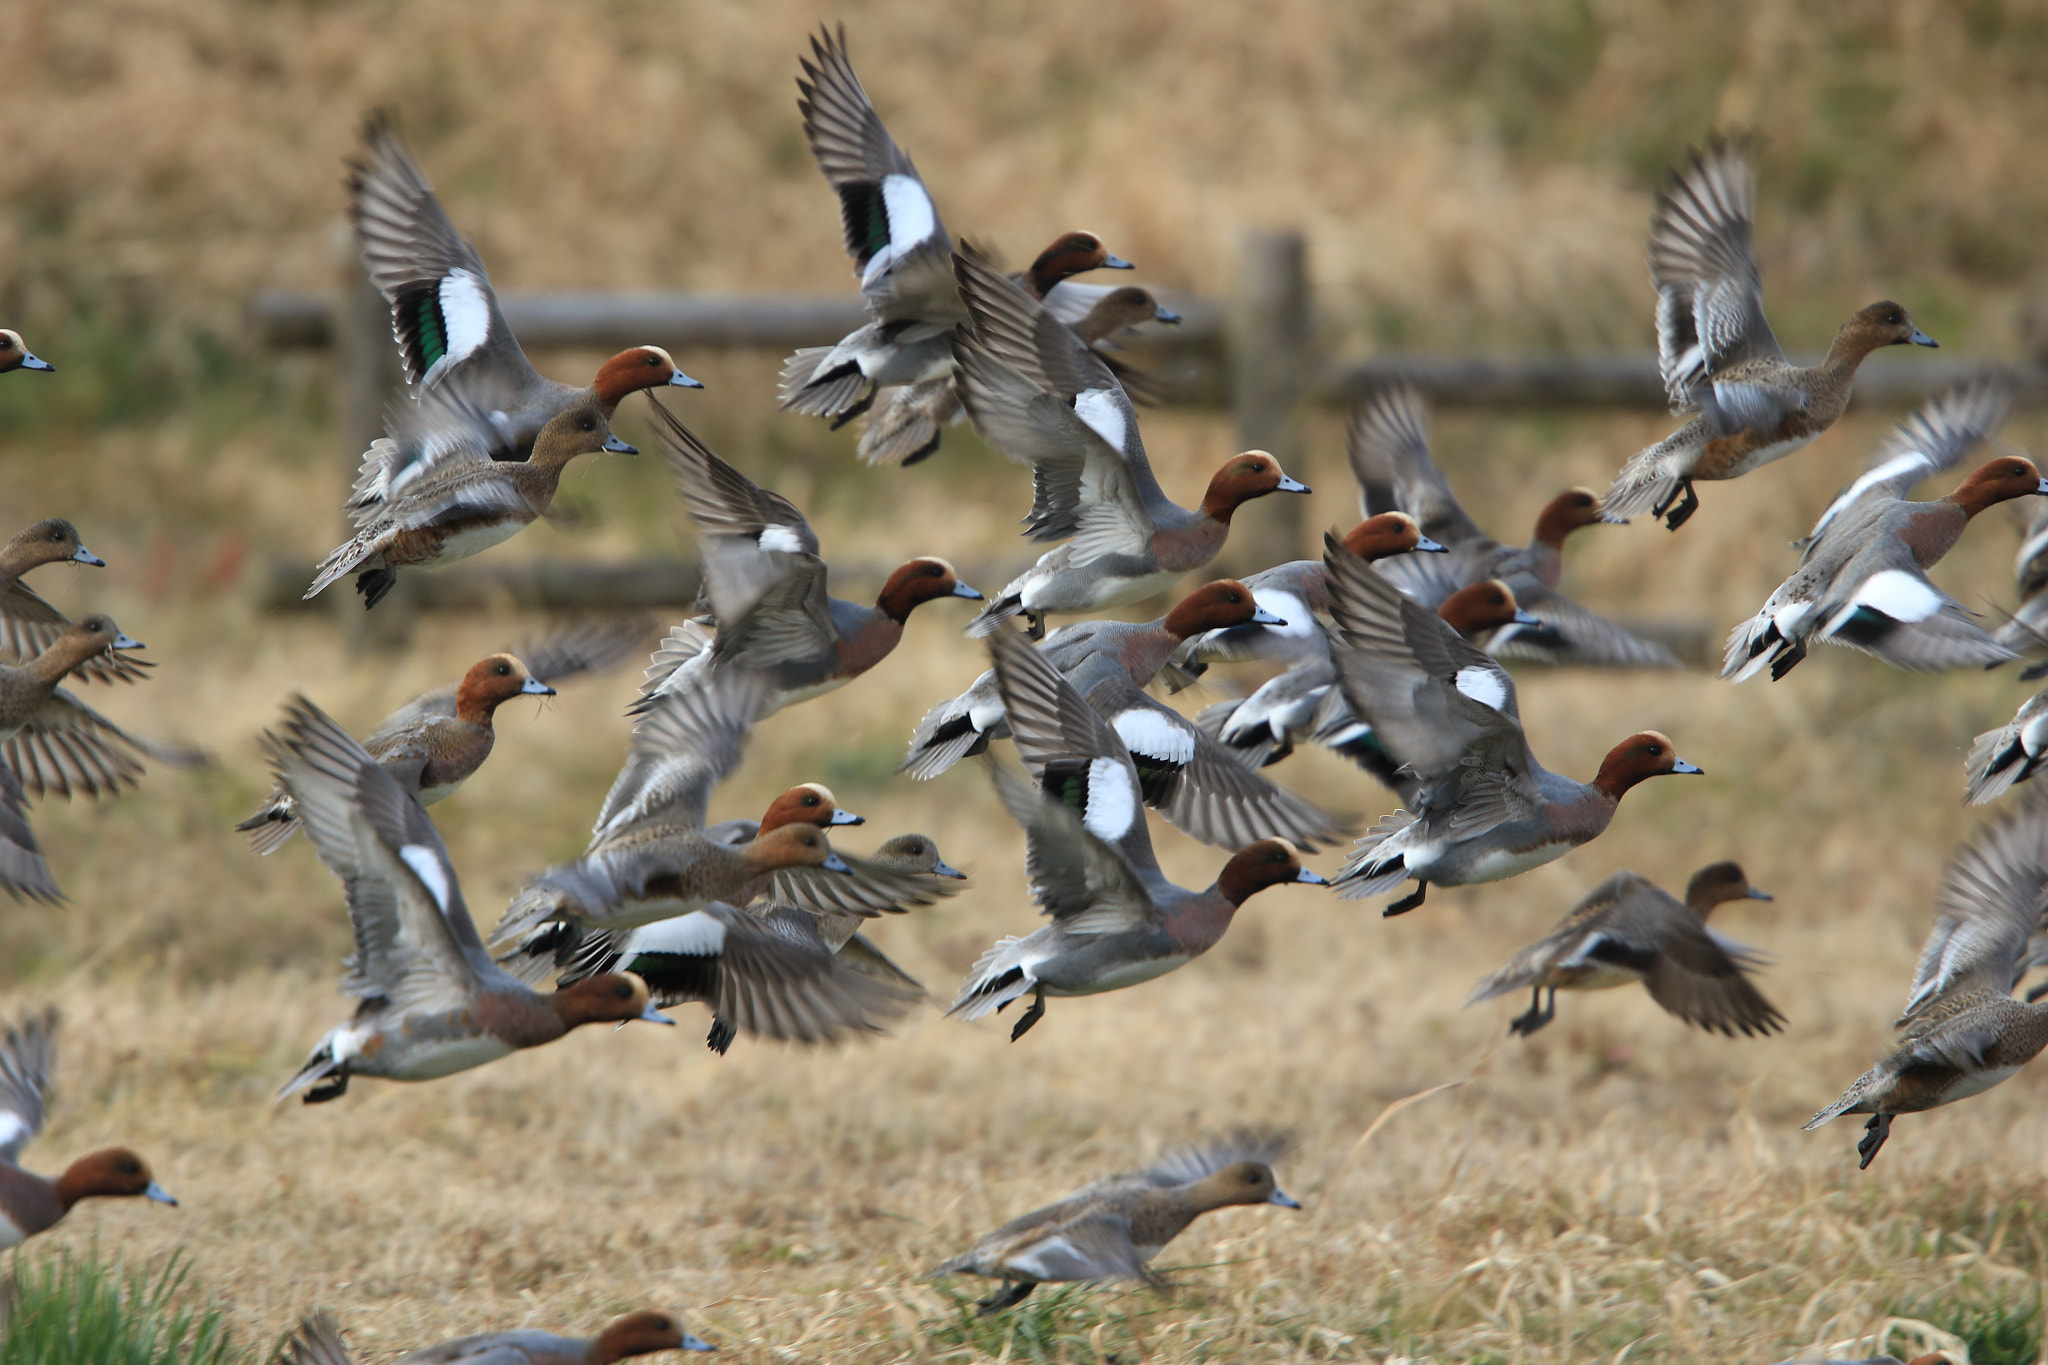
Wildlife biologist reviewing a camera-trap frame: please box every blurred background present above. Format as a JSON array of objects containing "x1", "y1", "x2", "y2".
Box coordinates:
[{"x1": 4, "y1": 2, "x2": 2048, "y2": 1361}]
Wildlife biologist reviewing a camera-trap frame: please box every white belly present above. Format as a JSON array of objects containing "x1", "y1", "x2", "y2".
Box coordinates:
[
  {"x1": 432, "y1": 519, "x2": 524, "y2": 565},
  {"x1": 1722, "y1": 433, "x2": 1815, "y2": 479},
  {"x1": 375, "y1": 1032, "x2": 518, "y2": 1082},
  {"x1": 1420, "y1": 840, "x2": 1571, "y2": 885},
  {"x1": 1047, "y1": 954, "x2": 1189, "y2": 996},
  {"x1": 1936, "y1": 1063, "x2": 2024, "y2": 1105}
]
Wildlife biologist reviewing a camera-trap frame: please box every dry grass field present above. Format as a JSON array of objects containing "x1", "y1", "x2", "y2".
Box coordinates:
[{"x1": 7, "y1": 1, "x2": 2048, "y2": 1361}]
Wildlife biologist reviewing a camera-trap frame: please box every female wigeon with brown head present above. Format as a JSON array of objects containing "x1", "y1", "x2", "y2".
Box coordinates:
[
  {"x1": 0, "y1": 330, "x2": 52, "y2": 375},
  {"x1": 0, "y1": 518, "x2": 151, "y2": 685},
  {"x1": 1322, "y1": 542, "x2": 1698, "y2": 915},
  {"x1": 280, "y1": 1307, "x2": 714, "y2": 1363},
  {"x1": 1605, "y1": 134, "x2": 1938, "y2": 530},
  {"x1": 348, "y1": 114, "x2": 699, "y2": 462},
  {"x1": 1352, "y1": 386, "x2": 1681, "y2": 668},
  {"x1": 0, "y1": 1010, "x2": 176, "y2": 1247}
]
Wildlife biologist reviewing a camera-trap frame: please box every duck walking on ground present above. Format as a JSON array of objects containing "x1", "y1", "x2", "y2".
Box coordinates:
[
  {"x1": 1603, "y1": 134, "x2": 1938, "y2": 530},
  {"x1": 268, "y1": 697, "x2": 672, "y2": 1103},
  {"x1": 1468, "y1": 861, "x2": 1783, "y2": 1036},
  {"x1": 1323, "y1": 539, "x2": 1700, "y2": 915},
  {"x1": 946, "y1": 632, "x2": 1326, "y2": 1040},
  {"x1": 1723, "y1": 384, "x2": 2035, "y2": 681},
  {"x1": 931, "y1": 1132, "x2": 1300, "y2": 1314},
  {"x1": 1805, "y1": 787, "x2": 2048, "y2": 1168},
  {"x1": 0, "y1": 1009, "x2": 176, "y2": 1247},
  {"x1": 947, "y1": 250, "x2": 1308, "y2": 637}
]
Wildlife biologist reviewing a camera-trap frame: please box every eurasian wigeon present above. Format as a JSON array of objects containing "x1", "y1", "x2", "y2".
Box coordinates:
[
  {"x1": 281, "y1": 1307, "x2": 713, "y2": 1363},
  {"x1": 0, "y1": 517, "x2": 149, "y2": 683},
  {"x1": 1323, "y1": 542, "x2": 1700, "y2": 914},
  {"x1": 266, "y1": 697, "x2": 671, "y2": 1103},
  {"x1": 778, "y1": 28, "x2": 1132, "y2": 466},
  {"x1": 1201, "y1": 578, "x2": 1543, "y2": 790},
  {"x1": 0, "y1": 331, "x2": 52, "y2": 375},
  {"x1": 306, "y1": 390, "x2": 634, "y2": 609},
  {"x1": 560, "y1": 831, "x2": 961, "y2": 1055},
  {"x1": 0, "y1": 1010, "x2": 176, "y2": 1246},
  {"x1": 1723, "y1": 386, "x2": 2038, "y2": 681},
  {"x1": 1350, "y1": 386, "x2": 1681, "y2": 667},
  {"x1": 931, "y1": 1132, "x2": 1300, "y2": 1314},
  {"x1": 487, "y1": 673, "x2": 954, "y2": 960},
  {"x1": 238, "y1": 622, "x2": 642, "y2": 853},
  {"x1": 634, "y1": 399, "x2": 980, "y2": 715},
  {"x1": 1966, "y1": 686, "x2": 2048, "y2": 805},
  {"x1": 1468, "y1": 861, "x2": 1783, "y2": 1037},
  {"x1": 1806, "y1": 787, "x2": 2048, "y2": 1168},
  {"x1": 348, "y1": 113, "x2": 699, "y2": 462},
  {"x1": 946, "y1": 250, "x2": 1310, "y2": 637},
  {"x1": 1604, "y1": 134, "x2": 1938, "y2": 530},
  {"x1": 947, "y1": 632, "x2": 1327, "y2": 1039}
]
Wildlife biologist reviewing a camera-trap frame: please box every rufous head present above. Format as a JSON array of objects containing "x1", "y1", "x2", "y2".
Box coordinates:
[
  {"x1": 4, "y1": 518, "x2": 103, "y2": 571},
  {"x1": 869, "y1": 832, "x2": 966, "y2": 879},
  {"x1": 1531, "y1": 488, "x2": 1605, "y2": 549},
  {"x1": 1948, "y1": 454, "x2": 2048, "y2": 518},
  {"x1": 589, "y1": 345, "x2": 703, "y2": 409},
  {"x1": 1163, "y1": 579, "x2": 1279, "y2": 639},
  {"x1": 1024, "y1": 230, "x2": 1133, "y2": 296},
  {"x1": 1340, "y1": 511, "x2": 1441, "y2": 562},
  {"x1": 1591, "y1": 730, "x2": 1701, "y2": 801},
  {"x1": 1684, "y1": 860, "x2": 1772, "y2": 916},
  {"x1": 1834, "y1": 300, "x2": 1937, "y2": 360},
  {"x1": 875, "y1": 557, "x2": 982, "y2": 623},
  {"x1": 530, "y1": 398, "x2": 635, "y2": 469},
  {"x1": 1436, "y1": 580, "x2": 1536, "y2": 639},
  {"x1": 1216, "y1": 838, "x2": 1328, "y2": 906},
  {"x1": 54, "y1": 1147, "x2": 176, "y2": 1210},
  {"x1": 1185, "y1": 1160, "x2": 1302, "y2": 1213},
  {"x1": 453, "y1": 653, "x2": 553, "y2": 725},
  {"x1": 592, "y1": 1309, "x2": 714, "y2": 1360},
  {"x1": 743, "y1": 822, "x2": 849, "y2": 873},
  {"x1": 1199, "y1": 452, "x2": 1310, "y2": 521},
  {"x1": 0, "y1": 330, "x2": 53, "y2": 374},
  {"x1": 757, "y1": 782, "x2": 863, "y2": 834},
  {"x1": 551, "y1": 972, "x2": 666, "y2": 1030}
]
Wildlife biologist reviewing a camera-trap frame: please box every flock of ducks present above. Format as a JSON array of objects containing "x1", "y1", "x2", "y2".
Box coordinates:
[{"x1": 1, "y1": 26, "x2": 2046, "y2": 1360}]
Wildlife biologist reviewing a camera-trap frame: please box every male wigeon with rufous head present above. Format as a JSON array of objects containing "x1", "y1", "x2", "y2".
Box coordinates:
[{"x1": 0, "y1": 331, "x2": 52, "y2": 375}]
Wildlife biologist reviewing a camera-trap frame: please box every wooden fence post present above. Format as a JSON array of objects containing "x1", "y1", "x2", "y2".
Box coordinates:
[
  {"x1": 333, "y1": 233, "x2": 416, "y2": 648},
  {"x1": 1229, "y1": 230, "x2": 1313, "y2": 574}
]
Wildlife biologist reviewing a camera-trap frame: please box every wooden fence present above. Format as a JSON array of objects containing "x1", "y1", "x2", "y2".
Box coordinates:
[{"x1": 258, "y1": 230, "x2": 2048, "y2": 634}]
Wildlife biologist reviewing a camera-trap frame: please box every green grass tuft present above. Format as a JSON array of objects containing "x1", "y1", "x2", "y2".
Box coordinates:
[{"x1": 0, "y1": 1245, "x2": 252, "y2": 1365}]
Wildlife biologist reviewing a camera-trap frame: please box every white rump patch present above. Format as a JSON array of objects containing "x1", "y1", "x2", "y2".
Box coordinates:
[
  {"x1": 757, "y1": 524, "x2": 805, "y2": 554},
  {"x1": 1081, "y1": 757, "x2": 1139, "y2": 842},
  {"x1": 1072, "y1": 389, "x2": 1128, "y2": 453},
  {"x1": 623, "y1": 911, "x2": 728, "y2": 958},
  {"x1": 1842, "y1": 569, "x2": 1943, "y2": 624},
  {"x1": 860, "y1": 174, "x2": 938, "y2": 286},
  {"x1": 424, "y1": 270, "x2": 492, "y2": 385},
  {"x1": 1111, "y1": 708, "x2": 1195, "y2": 763},
  {"x1": 399, "y1": 844, "x2": 454, "y2": 912},
  {"x1": 1452, "y1": 665, "x2": 1509, "y2": 711}
]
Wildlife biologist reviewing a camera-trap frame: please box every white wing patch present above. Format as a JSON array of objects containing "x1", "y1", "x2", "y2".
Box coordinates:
[
  {"x1": 1252, "y1": 590, "x2": 1314, "y2": 639},
  {"x1": 758, "y1": 525, "x2": 806, "y2": 554},
  {"x1": 1452, "y1": 665, "x2": 1509, "y2": 711},
  {"x1": 1081, "y1": 757, "x2": 1140, "y2": 842},
  {"x1": 399, "y1": 844, "x2": 455, "y2": 912},
  {"x1": 1072, "y1": 389, "x2": 1128, "y2": 454},
  {"x1": 1837, "y1": 569, "x2": 1944, "y2": 626},
  {"x1": 860, "y1": 174, "x2": 938, "y2": 287},
  {"x1": 1110, "y1": 709, "x2": 1195, "y2": 764},
  {"x1": 0, "y1": 1114, "x2": 27, "y2": 1154},
  {"x1": 419, "y1": 269, "x2": 493, "y2": 388},
  {"x1": 623, "y1": 911, "x2": 728, "y2": 958}
]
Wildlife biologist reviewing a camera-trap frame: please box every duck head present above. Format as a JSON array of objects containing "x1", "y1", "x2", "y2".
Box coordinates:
[
  {"x1": 1683, "y1": 860, "x2": 1772, "y2": 917},
  {"x1": 1437, "y1": 580, "x2": 1539, "y2": 639},
  {"x1": 0, "y1": 330, "x2": 52, "y2": 374},
  {"x1": 1341, "y1": 511, "x2": 1444, "y2": 561},
  {"x1": 870, "y1": 832, "x2": 966, "y2": 879},
  {"x1": 531, "y1": 398, "x2": 634, "y2": 468},
  {"x1": 1948, "y1": 454, "x2": 2048, "y2": 517},
  {"x1": 7, "y1": 518, "x2": 103, "y2": 570},
  {"x1": 591, "y1": 345, "x2": 703, "y2": 408},
  {"x1": 454, "y1": 653, "x2": 554, "y2": 724},
  {"x1": 1199, "y1": 451, "x2": 1310, "y2": 521},
  {"x1": 1025, "y1": 230, "x2": 1134, "y2": 296},
  {"x1": 1217, "y1": 838, "x2": 1328, "y2": 906},
  {"x1": 1591, "y1": 730, "x2": 1702, "y2": 801},
  {"x1": 593, "y1": 1309, "x2": 715, "y2": 1359},
  {"x1": 553, "y1": 971, "x2": 669, "y2": 1029},
  {"x1": 745, "y1": 822, "x2": 849, "y2": 873},
  {"x1": 758, "y1": 781, "x2": 863, "y2": 833},
  {"x1": 1187, "y1": 1160, "x2": 1302, "y2": 1212},
  {"x1": 1832, "y1": 300, "x2": 1937, "y2": 362},
  {"x1": 55, "y1": 1147, "x2": 176, "y2": 1210},
  {"x1": 1164, "y1": 579, "x2": 1282, "y2": 638},
  {"x1": 1531, "y1": 488, "x2": 1606, "y2": 547},
  {"x1": 876, "y1": 557, "x2": 982, "y2": 622}
]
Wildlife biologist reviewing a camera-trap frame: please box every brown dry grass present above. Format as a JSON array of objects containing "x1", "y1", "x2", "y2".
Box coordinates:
[{"x1": 6, "y1": 2, "x2": 2048, "y2": 1362}]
